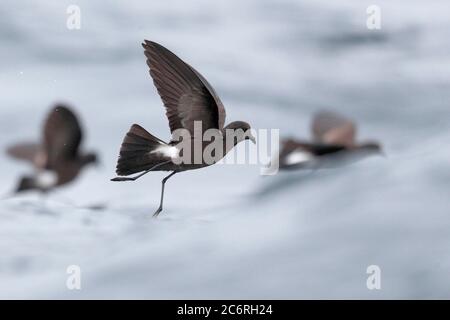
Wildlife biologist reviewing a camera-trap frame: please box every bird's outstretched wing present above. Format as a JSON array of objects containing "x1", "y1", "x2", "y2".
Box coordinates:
[
  {"x1": 311, "y1": 110, "x2": 356, "y2": 146},
  {"x1": 6, "y1": 142, "x2": 43, "y2": 165},
  {"x1": 43, "y1": 104, "x2": 82, "y2": 169},
  {"x1": 142, "y1": 40, "x2": 226, "y2": 138}
]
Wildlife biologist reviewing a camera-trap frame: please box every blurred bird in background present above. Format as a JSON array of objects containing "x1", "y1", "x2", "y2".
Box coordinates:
[
  {"x1": 6, "y1": 104, "x2": 98, "y2": 193},
  {"x1": 278, "y1": 110, "x2": 383, "y2": 171}
]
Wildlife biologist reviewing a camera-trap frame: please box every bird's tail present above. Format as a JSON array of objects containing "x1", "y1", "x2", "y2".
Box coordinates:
[{"x1": 115, "y1": 124, "x2": 172, "y2": 176}]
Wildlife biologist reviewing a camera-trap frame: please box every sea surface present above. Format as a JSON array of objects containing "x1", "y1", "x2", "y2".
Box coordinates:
[{"x1": 0, "y1": 0, "x2": 449, "y2": 298}]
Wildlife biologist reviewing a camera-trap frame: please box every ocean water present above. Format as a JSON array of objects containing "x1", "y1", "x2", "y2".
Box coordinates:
[{"x1": 0, "y1": 0, "x2": 449, "y2": 298}]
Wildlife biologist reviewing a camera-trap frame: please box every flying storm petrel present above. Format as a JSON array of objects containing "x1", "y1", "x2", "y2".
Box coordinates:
[{"x1": 111, "y1": 40, "x2": 255, "y2": 217}]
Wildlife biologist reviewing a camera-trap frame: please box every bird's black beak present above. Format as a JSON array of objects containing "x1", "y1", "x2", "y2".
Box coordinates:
[{"x1": 249, "y1": 134, "x2": 256, "y2": 145}]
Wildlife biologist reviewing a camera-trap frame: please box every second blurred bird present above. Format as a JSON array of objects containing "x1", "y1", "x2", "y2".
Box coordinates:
[
  {"x1": 277, "y1": 110, "x2": 383, "y2": 170},
  {"x1": 6, "y1": 104, "x2": 98, "y2": 193}
]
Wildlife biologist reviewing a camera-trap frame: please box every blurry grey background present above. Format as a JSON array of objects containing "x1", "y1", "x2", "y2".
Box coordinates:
[{"x1": 0, "y1": 0, "x2": 449, "y2": 298}]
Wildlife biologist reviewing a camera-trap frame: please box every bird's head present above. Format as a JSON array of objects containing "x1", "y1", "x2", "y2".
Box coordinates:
[
  {"x1": 223, "y1": 121, "x2": 256, "y2": 145},
  {"x1": 81, "y1": 152, "x2": 99, "y2": 167}
]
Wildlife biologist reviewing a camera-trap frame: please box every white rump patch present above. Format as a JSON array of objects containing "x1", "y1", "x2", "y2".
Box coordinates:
[
  {"x1": 150, "y1": 145, "x2": 179, "y2": 159},
  {"x1": 36, "y1": 170, "x2": 58, "y2": 189},
  {"x1": 285, "y1": 150, "x2": 313, "y2": 165}
]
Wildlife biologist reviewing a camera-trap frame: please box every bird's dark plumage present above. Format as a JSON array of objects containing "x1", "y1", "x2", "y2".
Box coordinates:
[
  {"x1": 116, "y1": 124, "x2": 173, "y2": 176},
  {"x1": 6, "y1": 104, "x2": 97, "y2": 193},
  {"x1": 112, "y1": 40, "x2": 254, "y2": 216},
  {"x1": 142, "y1": 40, "x2": 226, "y2": 136},
  {"x1": 44, "y1": 105, "x2": 83, "y2": 169},
  {"x1": 7, "y1": 143, "x2": 42, "y2": 166},
  {"x1": 312, "y1": 110, "x2": 356, "y2": 146},
  {"x1": 114, "y1": 40, "x2": 254, "y2": 177},
  {"x1": 278, "y1": 111, "x2": 382, "y2": 170}
]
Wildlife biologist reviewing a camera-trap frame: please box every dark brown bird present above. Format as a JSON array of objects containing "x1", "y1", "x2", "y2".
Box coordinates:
[
  {"x1": 7, "y1": 104, "x2": 97, "y2": 193},
  {"x1": 278, "y1": 110, "x2": 382, "y2": 170},
  {"x1": 111, "y1": 40, "x2": 255, "y2": 217}
]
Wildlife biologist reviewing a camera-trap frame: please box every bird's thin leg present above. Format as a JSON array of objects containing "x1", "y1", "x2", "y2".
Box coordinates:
[
  {"x1": 111, "y1": 161, "x2": 172, "y2": 182},
  {"x1": 153, "y1": 171, "x2": 177, "y2": 218}
]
